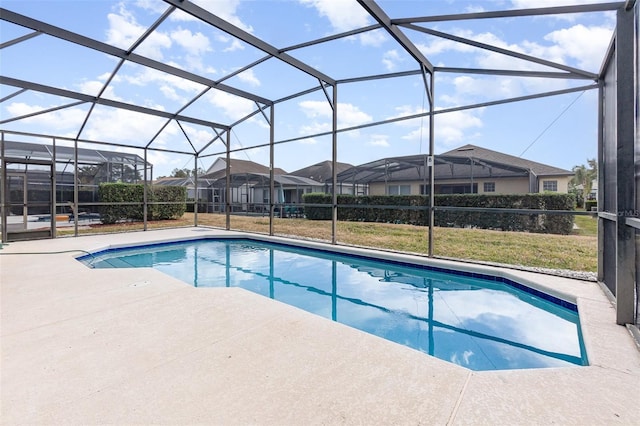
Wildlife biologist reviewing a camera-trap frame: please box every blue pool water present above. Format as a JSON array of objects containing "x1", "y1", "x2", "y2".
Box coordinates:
[{"x1": 79, "y1": 238, "x2": 588, "y2": 371}]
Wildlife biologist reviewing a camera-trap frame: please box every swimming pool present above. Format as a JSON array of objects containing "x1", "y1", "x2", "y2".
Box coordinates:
[{"x1": 79, "y1": 238, "x2": 588, "y2": 371}]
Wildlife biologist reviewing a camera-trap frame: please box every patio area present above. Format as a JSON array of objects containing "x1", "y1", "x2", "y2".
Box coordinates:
[{"x1": 1, "y1": 228, "x2": 638, "y2": 424}]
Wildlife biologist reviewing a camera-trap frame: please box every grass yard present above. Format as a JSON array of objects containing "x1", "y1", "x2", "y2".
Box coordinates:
[
  {"x1": 573, "y1": 212, "x2": 598, "y2": 236},
  {"x1": 59, "y1": 212, "x2": 597, "y2": 272}
]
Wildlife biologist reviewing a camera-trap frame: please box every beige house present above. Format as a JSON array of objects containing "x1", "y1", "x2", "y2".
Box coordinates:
[
  {"x1": 337, "y1": 144, "x2": 573, "y2": 196},
  {"x1": 203, "y1": 157, "x2": 323, "y2": 212}
]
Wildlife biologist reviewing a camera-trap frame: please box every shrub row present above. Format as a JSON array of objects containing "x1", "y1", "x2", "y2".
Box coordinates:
[
  {"x1": 302, "y1": 193, "x2": 575, "y2": 235},
  {"x1": 98, "y1": 183, "x2": 186, "y2": 224}
]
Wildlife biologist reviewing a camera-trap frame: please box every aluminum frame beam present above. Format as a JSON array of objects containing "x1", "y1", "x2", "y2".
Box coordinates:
[
  {"x1": 356, "y1": 0, "x2": 434, "y2": 74},
  {"x1": 434, "y1": 67, "x2": 594, "y2": 80},
  {"x1": 0, "y1": 30, "x2": 41, "y2": 49},
  {"x1": 613, "y1": 4, "x2": 636, "y2": 325},
  {"x1": 401, "y1": 23, "x2": 598, "y2": 79},
  {"x1": 392, "y1": 2, "x2": 624, "y2": 24},
  {"x1": 0, "y1": 76, "x2": 230, "y2": 130}
]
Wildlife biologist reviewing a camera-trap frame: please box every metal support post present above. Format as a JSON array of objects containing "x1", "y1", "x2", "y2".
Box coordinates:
[
  {"x1": 614, "y1": 5, "x2": 636, "y2": 325},
  {"x1": 428, "y1": 71, "x2": 435, "y2": 256},
  {"x1": 331, "y1": 84, "x2": 338, "y2": 245},
  {"x1": 269, "y1": 105, "x2": 275, "y2": 236},
  {"x1": 225, "y1": 130, "x2": 231, "y2": 230},
  {"x1": 143, "y1": 148, "x2": 148, "y2": 231},
  {"x1": 73, "y1": 139, "x2": 78, "y2": 237},
  {"x1": 194, "y1": 154, "x2": 199, "y2": 227}
]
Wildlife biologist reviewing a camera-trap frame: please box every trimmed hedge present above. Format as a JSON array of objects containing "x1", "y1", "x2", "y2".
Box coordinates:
[
  {"x1": 585, "y1": 200, "x2": 597, "y2": 211},
  {"x1": 99, "y1": 183, "x2": 186, "y2": 224},
  {"x1": 302, "y1": 193, "x2": 575, "y2": 235}
]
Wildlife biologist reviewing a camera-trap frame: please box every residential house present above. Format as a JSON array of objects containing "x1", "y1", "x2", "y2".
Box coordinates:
[
  {"x1": 336, "y1": 144, "x2": 574, "y2": 196},
  {"x1": 289, "y1": 160, "x2": 361, "y2": 194},
  {"x1": 153, "y1": 176, "x2": 215, "y2": 204},
  {"x1": 203, "y1": 157, "x2": 323, "y2": 212}
]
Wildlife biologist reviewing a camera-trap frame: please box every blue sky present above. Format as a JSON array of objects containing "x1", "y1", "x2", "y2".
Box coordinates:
[{"x1": 0, "y1": 0, "x2": 616, "y2": 177}]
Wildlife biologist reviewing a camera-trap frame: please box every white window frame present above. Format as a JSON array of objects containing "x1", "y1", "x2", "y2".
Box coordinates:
[{"x1": 388, "y1": 184, "x2": 411, "y2": 195}]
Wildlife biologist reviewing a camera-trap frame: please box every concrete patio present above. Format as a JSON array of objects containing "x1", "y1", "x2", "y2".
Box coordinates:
[{"x1": 1, "y1": 228, "x2": 639, "y2": 425}]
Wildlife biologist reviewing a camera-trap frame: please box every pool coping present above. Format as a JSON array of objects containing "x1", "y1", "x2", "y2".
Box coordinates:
[{"x1": 2, "y1": 227, "x2": 639, "y2": 424}]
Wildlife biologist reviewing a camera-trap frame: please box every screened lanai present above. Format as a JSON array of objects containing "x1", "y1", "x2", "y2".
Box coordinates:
[
  {"x1": 1, "y1": 138, "x2": 150, "y2": 240},
  {"x1": 0, "y1": 0, "x2": 638, "y2": 328}
]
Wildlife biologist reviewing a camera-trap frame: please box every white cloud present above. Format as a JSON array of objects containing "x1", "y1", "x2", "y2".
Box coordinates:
[
  {"x1": 382, "y1": 49, "x2": 402, "y2": 71},
  {"x1": 223, "y1": 39, "x2": 245, "y2": 52},
  {"x1": 418, "y1": 24, "x2": 611, "y2": 73},
  {"x1": 387, "y1": 104, "x2": 482, "y2": 146},
  {"x1": 205, "y1": 89, "x2": 256, "y2": 121},
  {"x1": 509, "y1": 0, "x2": 614, "y2": 22},
  {"x1": 176, "y1": 0, "x2": 254, "y2": 33},
  {"x1": 510, "y1": 0, "x2": 577, "y2": 6},
  {"x1": 106, "y1": 4, "x2": 171, "y2": 60},
  {"x1": 299, "y1": 0, "x2": 381, "y2": 45},
  {"x1": 120, "y1": 66, "x2": 205, "y2": 98},
  {"x1": 299, "y1": 0, "x2": 370, "y2": 32},
  {"x1": 77, "y1": 80, "x2": 122, "y2": 100},
  {"x1": 434, "y1": 109, "x2": 483, "y2": 146},
  {"x1": 465, "y1": 5, "x2": 486, "y2": 13},
  {"x1": 388, "y1": 104, "x2": 427, "y2": 126},
  {"x1": 159, "y1": 85, "x2": 185, "y2": 103},
  {"x1": 180, "y1": 125, "x2": 215, "y2": 147},
  {"x1": 298, "y1": 137, "x2": 318, "y2": 145},
  {"x1": 5, "y1": 102, "x2": 87, "y2": 131},
  {"x1": 359, "y1": 29, "x2": 387, "y2": 47},
  {"x1": 543, "y1": 24, "x2": 613, "y2": 71},
  {"x1": 134, "y1": 0, "x2": 167, "y2": 14},
  {"x1": 338, "y1": 103, "x2": 373, "y2": 128},
  {"x1": 416, "y1": 36, "x2": 474, "y2": 56},
  {"x1": 170, "y1": 28, "x2": 212, "y2": 56},
  {"x1": 444, "y1": 75, "x2": 525, "y2": 105},
  {"x1": 82, "y1": 108, "x2": 169, "y2": 143},
  {"x1": 369, "y1": 134, "x2": 390, "y2": 147},
  {"x1": 237, "y1": 69, "x2": 261, "y2": 87},
  {"x1": 299, "y1": 100, "x2": 372, "y2": 131},
  {"x1": 300, "y1": 121, "x2": 331, "y2": 135}
]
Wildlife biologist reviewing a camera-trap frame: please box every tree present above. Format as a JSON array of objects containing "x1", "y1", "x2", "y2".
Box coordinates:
[
  {"x1": 170, "y1": 167, "x2": 206, "y2": 178},
  {"x1": 171, "y1": 168, "x2": 190, "y2": 178},
  {"x1": 569, "y1": 159, "x2": 597, "y2": 208}
]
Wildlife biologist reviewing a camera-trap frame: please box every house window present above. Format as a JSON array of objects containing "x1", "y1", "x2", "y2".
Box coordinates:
[
  {"x1": 437, "y1": 184, "x2": 477, "y2": 194},
  {"x1": 483, "y1": 182, "x2": 495, "y2": 192},
  {"x1": 543, "y1": 180, "x2": 558, "y2": 192},
  {"x1": 388, "y1": 185, "x2": 411, "y2": 195}
]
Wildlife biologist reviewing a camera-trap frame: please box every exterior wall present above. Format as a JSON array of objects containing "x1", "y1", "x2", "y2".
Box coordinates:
[
  {"x1": 538, "y1": 175, "x2": 571, "y2": 193},
  {"x1": 369, "y1": 181, "x2": 417, "y2": 195},
  {"x1": 369, "y1": 176, "x2": 571, "y2": 195},
  {"x1": 369, "y1": 177, "x2": 531, "y2": 195},
  {"x1": 205, "y1": 158, "x2": 226, "y2": 175},
  {"x1": 435, "y1": 177, "x2": 530, "y2": 194}
]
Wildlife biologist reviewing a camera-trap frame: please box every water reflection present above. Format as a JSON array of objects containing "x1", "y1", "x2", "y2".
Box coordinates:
[{"x1": 87, "y1": 239, "x2": 587, "y2": 371}]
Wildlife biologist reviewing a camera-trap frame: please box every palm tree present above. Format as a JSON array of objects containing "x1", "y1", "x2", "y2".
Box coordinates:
[{"x1": 570, "y1": 159, "x2": 597, "y2": 207}]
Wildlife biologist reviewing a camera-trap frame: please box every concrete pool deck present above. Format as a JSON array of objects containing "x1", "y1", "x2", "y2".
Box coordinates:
[{"x1": 1, "y1": 228, "x2": 639, "y2": 425}]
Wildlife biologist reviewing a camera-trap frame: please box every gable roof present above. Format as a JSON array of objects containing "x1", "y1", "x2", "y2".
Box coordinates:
[
  {"x1": 153, "y1": 176, "x2": 215, "y2": 187},
  {"x1": 203, "y1": 157, "x2": 286, "y2": 179},
  {"x1": 441, "y1": 144, "x2": 573, "y2": 176},
  {"x1": 289, "y1": 160, "x2": 354, "y2": 183},
  {"x1": 209, "y1": 172, "x2": 324, "y2": 188}
]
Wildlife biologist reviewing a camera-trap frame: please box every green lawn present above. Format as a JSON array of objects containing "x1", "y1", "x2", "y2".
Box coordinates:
[
  {"x1": 573, "y1": 212, "x2": 598, "y2": 237},
  {"x1": 61, "y1": 212, "x2": 597, "y2": 272}
]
